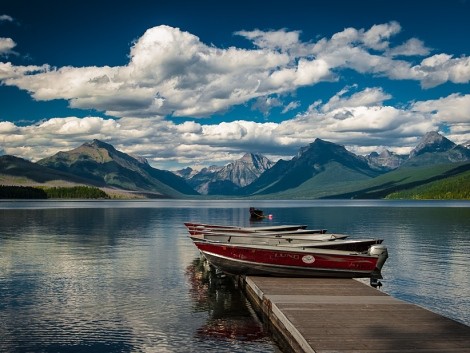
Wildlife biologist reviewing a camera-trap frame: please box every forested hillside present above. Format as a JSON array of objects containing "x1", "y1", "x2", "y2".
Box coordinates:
[
  {"x1": 0, "y1": 185, "x2": 109, "y2": 199},
  {"x1": 386, "y1": 170, "x2": 470, "y2": 200}
]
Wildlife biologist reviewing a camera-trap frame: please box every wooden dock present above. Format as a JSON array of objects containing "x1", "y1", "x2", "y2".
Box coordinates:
[{"x1": 239, "y1": 277, "x2": 470, "y2": 353}]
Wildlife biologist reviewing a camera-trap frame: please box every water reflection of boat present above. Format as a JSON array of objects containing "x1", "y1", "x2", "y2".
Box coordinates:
[{"x1": 185, "y1": 258, "x2": 267, "y2": 342}]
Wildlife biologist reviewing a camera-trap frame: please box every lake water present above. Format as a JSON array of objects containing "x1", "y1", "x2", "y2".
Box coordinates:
[{"x1": 1, "y1": 199, "x2": 469, "y2": 352}]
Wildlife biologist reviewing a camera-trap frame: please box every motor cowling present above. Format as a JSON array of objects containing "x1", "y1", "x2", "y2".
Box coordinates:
[{"x1": 369, "y1": 244, "x2": 388, "y2": 271}]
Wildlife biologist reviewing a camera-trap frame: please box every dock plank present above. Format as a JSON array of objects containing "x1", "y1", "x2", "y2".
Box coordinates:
[{"x1": 241, "y1": 276, "x2": 470, "y2": 353}]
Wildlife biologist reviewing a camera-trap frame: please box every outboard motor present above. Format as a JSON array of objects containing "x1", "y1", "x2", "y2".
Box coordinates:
[
  {"x1": 368, "y1": 245, "x2": 388, "y2": 288},
  {"x1": 369, "y1": 244, "x2": 389, "y2": 271}
]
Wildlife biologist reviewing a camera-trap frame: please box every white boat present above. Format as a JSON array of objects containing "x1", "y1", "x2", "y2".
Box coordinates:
[
  {"x1": 191, "y1": 233, "x2": 382, "y2": 252},
  {"x1": 190, "y1": 231, "x2": 349, "y2": 243},
  {"x1": 184, "y1": 222, "x2": 308, "y2": 233}
]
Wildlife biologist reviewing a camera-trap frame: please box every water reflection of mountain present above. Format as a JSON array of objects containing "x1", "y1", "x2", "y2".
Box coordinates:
[{"x1": 185, "y1": 257, "x2": 267, "y2": 342}]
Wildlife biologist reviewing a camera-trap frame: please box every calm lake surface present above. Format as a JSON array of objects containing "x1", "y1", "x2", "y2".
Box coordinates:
[{"x1": 1, "y1": 199, "x2": 469, "y2": 352}]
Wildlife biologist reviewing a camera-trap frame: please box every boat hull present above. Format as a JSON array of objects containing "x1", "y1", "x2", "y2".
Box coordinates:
[{"x1": 195, "y1": 241, "x2": 384, "y2": 279}]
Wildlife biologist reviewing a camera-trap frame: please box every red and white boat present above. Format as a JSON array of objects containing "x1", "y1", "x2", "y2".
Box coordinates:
[{"x1": 193, "y1": 241, "x2": 388, "y2": 279}]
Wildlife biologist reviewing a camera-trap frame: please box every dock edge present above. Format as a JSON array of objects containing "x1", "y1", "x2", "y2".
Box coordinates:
[{"x1": 238, "y1": 275, "x2": 316, "y2": 353}]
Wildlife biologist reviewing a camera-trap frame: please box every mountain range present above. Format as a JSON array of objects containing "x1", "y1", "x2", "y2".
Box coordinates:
[
  {"x1": 175, "y1": 153, "x2": 274, "y2": 195},
  {"x1": 1, "y1": 131, "x2": 470, "y2": 199},
  {"x1": 1, "y1": 140, "x2": 197, "y2": 198}
]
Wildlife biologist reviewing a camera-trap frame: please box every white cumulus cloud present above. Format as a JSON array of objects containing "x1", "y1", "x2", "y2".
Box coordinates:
[
  {"x1": 412, "y1": 94, "x2": 470, "y2": 139},
  {"x1": 0, "y1": 15, "x2": 13, "y2": 22},
  {"x1": 0, "y1": 37, "x2": 16, "y2": 56},
  {"x1": 235, "y1": 28, "x2": 302, "y2": 52},
  {"x1": 1, "y1": 21, "x2": 470, "y2": 168},
  {"x1": 2, "y1": 22, "x2": 469, "y2": 121},
  {"x1": 4, "y1": 87, "x2": 467, "y2": 169}
]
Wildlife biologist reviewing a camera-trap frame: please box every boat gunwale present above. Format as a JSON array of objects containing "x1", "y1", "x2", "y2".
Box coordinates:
[
  {"x1": 191, "y1": 232, "x2": 348, "y2": 241},
  {"x1": 190, "y1": 235, "x2": 383, "y2": 247}
]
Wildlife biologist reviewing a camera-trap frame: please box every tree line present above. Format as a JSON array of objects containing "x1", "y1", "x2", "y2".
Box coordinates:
[
  {"x1": 0, "y1": 185, "x2": 109, "y2": 199},
  {"x1": 387, "y1": 171, "x2": 470, "y2": 200}
]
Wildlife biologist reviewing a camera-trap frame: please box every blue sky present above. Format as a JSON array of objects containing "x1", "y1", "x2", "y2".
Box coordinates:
[{"x1": 1, "y1": 0, "x2": 469, "y2": 170}]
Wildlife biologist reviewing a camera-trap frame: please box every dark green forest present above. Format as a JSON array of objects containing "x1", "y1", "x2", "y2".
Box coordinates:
[
  {"x1": 0, "y1": 185, "x2": 109, "y2": 199},
  {"x1": 386, "y1": 170, "x2": 470, "y2": 200},
  {"x1": 0, "y1": 185, "x2": 47, "y2": 199}
]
